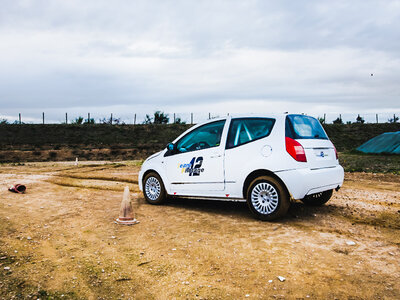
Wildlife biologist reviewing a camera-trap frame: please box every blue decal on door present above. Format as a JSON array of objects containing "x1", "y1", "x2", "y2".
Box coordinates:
[{"x1": 179, "y1": 157, "x2": 204, "y2": 176}]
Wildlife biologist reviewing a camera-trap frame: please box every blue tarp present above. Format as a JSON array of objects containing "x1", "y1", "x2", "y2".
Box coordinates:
[{"x1": 357, "y1": 131, "x2": 400, "y2": 154}]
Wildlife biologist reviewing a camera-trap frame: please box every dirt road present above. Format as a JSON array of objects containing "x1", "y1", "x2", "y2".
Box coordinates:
[{"x1": 0, "y1": 162, "x2": 399, "y2": 299}]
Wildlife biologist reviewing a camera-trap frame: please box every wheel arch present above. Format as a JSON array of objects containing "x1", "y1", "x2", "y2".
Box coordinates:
[
  {"x1": 142, "y1": 169, "x2": 162, "y2": 182},
  {"x1": 242, "y1": 169, "x2": 291, "y2": 200}
]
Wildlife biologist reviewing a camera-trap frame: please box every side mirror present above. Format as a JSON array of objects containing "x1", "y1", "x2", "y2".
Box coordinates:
[{"x1": 167, "y1": 143, "x2": 175, "y2": 152}]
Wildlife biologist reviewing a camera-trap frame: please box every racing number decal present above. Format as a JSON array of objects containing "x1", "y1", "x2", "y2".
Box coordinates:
[
  {"x1": 179, "y1": 156, "x2": 204, "y2": 176},
  {"x1": 191, "y1": 156, "x2": 203, "y2": 176}
]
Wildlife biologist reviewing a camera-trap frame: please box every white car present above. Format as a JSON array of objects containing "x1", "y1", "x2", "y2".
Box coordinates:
[{"x1": 139, "y1": 114, "x2": 344, "y2": 220}]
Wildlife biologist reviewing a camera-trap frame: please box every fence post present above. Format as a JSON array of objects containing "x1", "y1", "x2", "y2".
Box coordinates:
[
  {"x1": 394, "y1": 114, "x2": 397, "y2": 123},
  {"x1": 209, "y1": 112, "x2": 211, "y2": 119},
  {"x1": 65, "y1": 112, "x2": 68, "y2": 124},
  {"x1": 134, "y1": 114, "x2": 136, "y2": 125},
  {"x1": 88, "y1": 113, "x2": 90, "y2": 123},
  {"x1": 191, "y1": 113, "x2": 193, "y2": 124},
  {"x1": 19, "y1": 113, "x2": 21, "y2": 124},
  {"x1": 110, "y1": 113, "x2": 113, "y2": 125},
  {"x1": 42, "y1": 112, "x2": 45, "y2": 124},
  {"x1": 174, "y1": 113, "x2": 176, "y2": 124},
  {"x1": 376, "y1": 114, "x2": 378, "y2": 123},
  {"x1": 339, "y1": 114, "x2": 342, "y2": 122},
  {"x1": 323, "y1": 113, "x2": 326, "y2": 124}
]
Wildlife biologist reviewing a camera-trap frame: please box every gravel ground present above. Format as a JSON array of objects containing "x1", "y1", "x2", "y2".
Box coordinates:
[{"x1": 0, "y1": 162, "x2": 399, "y2": 299}]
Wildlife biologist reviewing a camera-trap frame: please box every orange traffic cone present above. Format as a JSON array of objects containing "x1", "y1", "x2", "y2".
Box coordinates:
[{"x1": 115, "y1": 186, "x2": 139, "y2": 225}]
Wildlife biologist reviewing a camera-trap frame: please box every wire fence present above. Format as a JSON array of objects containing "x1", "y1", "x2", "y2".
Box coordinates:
[{"x1": 1, "y1": 111, "x2": 399, "y2": 125}]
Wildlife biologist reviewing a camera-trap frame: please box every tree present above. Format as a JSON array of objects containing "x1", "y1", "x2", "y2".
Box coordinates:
[
  {"x1": 388, "y1": 115, "x2": 399, "y2": 123},
  {"x1": 355, "y1": 114, "x2": 365, "y2": 124},
  {"x1": 318, "y1": 117, "x2": 325, "y2": 124},
  {"x1": 143, "y1": 111, "x2": 169, "y2": 124},
  {"x1": 0, "y1": 119, "x2": 9, "y2": 124},
  {"x1": 332, "y1": 117, "x2": 343, "y2": 124},
  {"x1": 153, "y1": 111, "x2": 169, "y2": 124}
]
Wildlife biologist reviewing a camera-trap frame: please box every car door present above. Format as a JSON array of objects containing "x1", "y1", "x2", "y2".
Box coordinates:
[
  {"x1": 224, "y1": 117, "x2": 276, "y2": 195},
  {"x1": 164, "y1": 119, "x2": 227, "y2": 194}
]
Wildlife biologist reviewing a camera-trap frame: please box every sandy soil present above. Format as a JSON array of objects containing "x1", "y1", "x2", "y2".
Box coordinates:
[{"x1": 0, "y1": 162, "x2": 399, "y2": 299}]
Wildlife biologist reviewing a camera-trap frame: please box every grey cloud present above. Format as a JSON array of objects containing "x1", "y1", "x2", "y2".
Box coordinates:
[{"x1": 0, "y1": 0, "x2": 399, "y2": 121}]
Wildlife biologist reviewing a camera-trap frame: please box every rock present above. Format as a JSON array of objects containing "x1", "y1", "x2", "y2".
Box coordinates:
[
  {"x1": 111, "y1": 236, "x2": 116, "y2": 239},
  {"x1": 4, "y1": 267, "x2": 11, "y2": 271},
  {"x1": 27, "y1": 237, "x2": 32, "y2": 240},
  {"x1": 346, "y1": 241, "x2": 356, "y2": 246},
  {"x1": 388, "y1": 252, "x2": 395, "y2": 256},
  {"x1": 172, "y1": 248, "x2": 177, "y2": 251},
  {"x1": 245, "y1": 294, "x2": 250, "y2": 297},
  {"x1": 277, "y1": 276, "x2": 285, "y2": 282},
  {"x1": 268, "y1": 280, "x2": 273, "y2": 283}
]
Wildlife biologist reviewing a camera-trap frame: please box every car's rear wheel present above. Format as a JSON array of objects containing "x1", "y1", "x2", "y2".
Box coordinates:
[
  {"x1": 301, "y1": 189, "x2": 333, "y2": 206},
  {"x1": 246, "y1": 176, "x2": 290, "y2": 221},
  {"x1": 143, "y1": 172, "x2": 166, "y2": 205}
]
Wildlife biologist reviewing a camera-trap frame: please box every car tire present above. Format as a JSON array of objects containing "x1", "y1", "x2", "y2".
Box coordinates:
[
  {"x1": 246, "y1": 176, "x2": 290, "y2": 221},
  {"x1": 143, "y1": 172, "x2": 166, "y2": 205},
  {"x1": 301, "y1": 189, "x2": 333, "y2": 206}
]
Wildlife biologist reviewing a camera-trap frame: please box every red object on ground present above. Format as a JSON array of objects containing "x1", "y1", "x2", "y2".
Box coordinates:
[{"x1": 8, "y1": 184, "x2": 26, "y2": 194}]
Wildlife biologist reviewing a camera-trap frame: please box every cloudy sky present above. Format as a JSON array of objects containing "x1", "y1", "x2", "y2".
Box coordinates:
[{"x1": 1, "y1": 0, "x2": 399, "y2": 123}]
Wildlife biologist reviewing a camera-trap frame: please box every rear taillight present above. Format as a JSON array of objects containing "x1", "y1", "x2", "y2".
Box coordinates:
[
  {"x1": 334, "y1": 145, "x2": 338, "y2": 160},
  {"x1": 285, "y1": 137, "x2": 307, "y2": 162}
]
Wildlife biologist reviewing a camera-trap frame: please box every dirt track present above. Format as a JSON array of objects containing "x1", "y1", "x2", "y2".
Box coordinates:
[{"x1": 0, "y1": 162, "x2": 399, "y2": 299}]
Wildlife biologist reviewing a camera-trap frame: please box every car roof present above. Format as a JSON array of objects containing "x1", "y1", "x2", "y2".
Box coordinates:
[{"x1": 172, "y1": 113, "x2": 315, "y2": 143}]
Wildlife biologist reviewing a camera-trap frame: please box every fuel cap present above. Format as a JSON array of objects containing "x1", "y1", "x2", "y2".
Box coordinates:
[{"x1": 261, "y1": 145, "x2": 272, "y2": 157}]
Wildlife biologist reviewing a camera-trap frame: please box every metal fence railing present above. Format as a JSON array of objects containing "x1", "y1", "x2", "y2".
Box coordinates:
[{"x1": 0, "y1": 112, "x2": 399, "y2": 125}]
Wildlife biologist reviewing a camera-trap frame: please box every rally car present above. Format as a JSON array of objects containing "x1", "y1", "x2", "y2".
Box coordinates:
[{"x1": 139, "y1": 114, "x2": 344, "y2": 220}]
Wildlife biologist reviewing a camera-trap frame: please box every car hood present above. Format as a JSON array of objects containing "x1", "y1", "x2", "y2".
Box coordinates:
[{"x1": 145, "y1": 151, "x2": 162, "y2": 162}]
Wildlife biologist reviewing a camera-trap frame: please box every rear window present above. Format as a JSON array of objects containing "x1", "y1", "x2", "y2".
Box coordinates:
[
  {"x1": 226, "y1": 118, "x2": 275, "y2": 149},
  {"x1": 285, "y1": 115, "x2": 328, "y2": 140}
]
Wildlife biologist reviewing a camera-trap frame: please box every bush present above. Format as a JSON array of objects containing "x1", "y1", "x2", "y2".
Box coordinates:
[
  {"x1": 333, "y1": 117, "x2": 343, "y2": 124},
  {"x1": 143, "y1": 111, "x2": 169, "y2": 124},
  {"x1": 72, "y1": 117, "x2": 84, "y2": 124},
  {"x1": 355, "y1": 115, "x2": 365, "y2": 124}
]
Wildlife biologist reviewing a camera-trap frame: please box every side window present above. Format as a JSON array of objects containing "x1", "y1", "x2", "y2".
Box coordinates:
[
  {"x1": 226, "y1": 118, "x2": 275, "y2": 149},
  {"x1": 176, "y1": 120, "x2": 226, "y2": 153}
]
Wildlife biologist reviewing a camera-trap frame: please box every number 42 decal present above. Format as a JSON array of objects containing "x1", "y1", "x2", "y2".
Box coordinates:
[
  {"x1": 179, "y1": 156, "x2": 205, "y2": 176},
  {"x1": 188, "y1": 156, "x2": 204, "y2": 176}
]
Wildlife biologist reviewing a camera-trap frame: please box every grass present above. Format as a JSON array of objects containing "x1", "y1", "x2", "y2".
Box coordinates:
[
  {"x1": 339, "y1": 152, "x2": 400, "y2": 174},
  {"x1": 46, "y1": 176, "x2": 139, "y2": 192}
]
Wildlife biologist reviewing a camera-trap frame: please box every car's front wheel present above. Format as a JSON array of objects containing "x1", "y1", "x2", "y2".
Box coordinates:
[
  {"x1": 301, "y1": 190, "x2": 333, "y2": 206},
  {"x1": 246, "y1": 176, "x2": 290, "y2": 221},
  {"x1": 143, "y1": 172, "x2": 166, "y2": 205}
]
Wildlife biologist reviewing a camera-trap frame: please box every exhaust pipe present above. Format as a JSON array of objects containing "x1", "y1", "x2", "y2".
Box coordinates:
[{"x1": 335, "y1": 185, "x2": 341, "y2": 192}]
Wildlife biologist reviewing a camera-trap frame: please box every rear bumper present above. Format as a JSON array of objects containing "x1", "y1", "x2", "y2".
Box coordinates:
[{"x1": 276, "y1": 165, "x2": 344, "y2": 200}]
